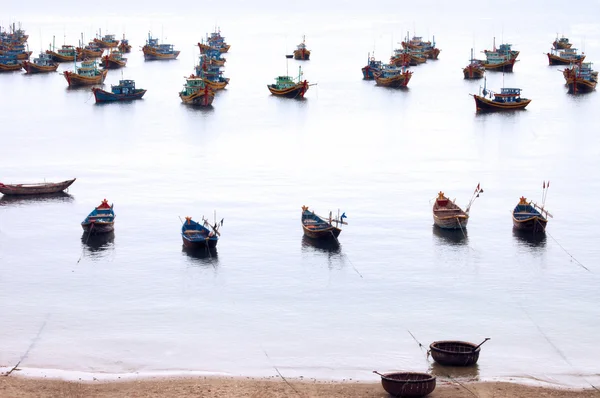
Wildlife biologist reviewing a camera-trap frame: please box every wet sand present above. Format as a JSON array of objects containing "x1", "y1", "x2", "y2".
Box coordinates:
[{"x1": 1, "y1": 375, "x2": 597, "y2": 397}]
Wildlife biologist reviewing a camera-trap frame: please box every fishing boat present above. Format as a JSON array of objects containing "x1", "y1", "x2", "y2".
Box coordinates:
[
  {"x1": 142, "y1": 33, "x2": 180, "y2": 60},
  {"x1": 21, "y1": 51, "x2": 59, "y2": 73},
  {"x1": 207, "y1": 29, "x2": 230, "y2": 53},
  {"x1": 472, "y1": 78, "x2": 531, "y2": 112},
  {"x1": 483, "y1": 41, "x2": 519, "y2": 60},
  {"x1": 0, "y1": 44, "x2": 31, "y2": 60},
  {"x1": 362, "y1": 53, "x2": 382, "y2": 80},
  {"x1": 547, "y1": 48, "x2": 585, "y2": 65},
  {"x1": 118, "y1": 35, "x2": 132, "y2": 53},
  {"x1": 267, "y1": 66, "x2": 312, "y2": 98},
  {"x1": 429, "y1": 338, "x2": 490, "y2": 367},
  {"x1": 478, "y1": 54, "x2": 516, "y2": 72},
  {"x1": 566, "y1": 62, "x2": 597, "y2": 93},
  {"x1": 63, "y1": 58, "x2": 107, "y2": 87},
  {"x1": 198, "y1": 46, "x2": 226, "y2": 66},
  {"x1": 77, "y1": 42, "x2": 103, "y2": 59},
  {"x1": 463, "y1": 48, "x2": 485, "y2": 79},
  {"x1": 553, "y1": 36, "x2": 572, "y2": 50},
  {"x1": 81, "y1": 199, "x2": 115, "y2": 234},
  {"x1": 195, "y1": 57, "x2": 229, "y2": 90},
  {"x1": 92, "y1": 79, "x2": 146, "y2": 102},
  {"x1": 512, "y1": 196, "x2": 551, "y2": 233},
  {"x1": 100, "y1": 50, "x2": 127, "y2": 69},
  {"x1": 373, "y1": 371, "x2": 436, "y2": 398},
  {"x1": 374, "y1": 64, "x2": 413, "y2": 88},
  {"x1": 0, "y1": 55, "x2": 21, "y2": 72},
  {"x1": 93, "y1": 31, "x2": 119, "y2": 48},
  {"x1": 0, "y1": 178, "x2": 75, "y2": 195},
  {"x1": 432, "y1": 185, "x2": 483, "y2": 230},
  {"x1": 179, "y1": 75, "x2": 215, "y2": 106},
  {"x1": 401, "y1": 34, "x2": 441, "y2": 59},
  {"x1": 47, "y1": 42, "x2": 78, "y2": 62},
  {"x1": 293, "y1": 36, "x2": 310, "y2": 60},
  {"x1": 301, "y1": 206, "x2": 347, "y2": 240},
  {"x1": 181, "y1": 216, "x2": 221, "y2": 249},
  {"x1": 1, "y1": 23, "x2": 28, "y2": 45}
]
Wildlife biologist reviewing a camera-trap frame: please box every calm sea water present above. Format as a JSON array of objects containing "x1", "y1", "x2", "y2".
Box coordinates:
[{"x1": 1, "y1": 1, "x2": 600, "y2": 387}]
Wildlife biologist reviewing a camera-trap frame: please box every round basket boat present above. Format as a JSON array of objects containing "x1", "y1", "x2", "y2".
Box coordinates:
[
  {"x1": 376, "y1": 371, "x2": 436, "y2": 397},
  {"x1": 429, "y1": 340, "x2": 480, "y2": 367}
]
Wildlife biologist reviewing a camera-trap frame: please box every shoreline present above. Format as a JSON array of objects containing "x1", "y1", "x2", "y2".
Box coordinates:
[{"x1": 1, "y1": 369, "x2": 598, "y2": 397}]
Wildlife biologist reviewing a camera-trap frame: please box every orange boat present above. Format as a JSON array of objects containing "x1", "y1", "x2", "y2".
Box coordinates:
[
  {"x1": 63, "y1": 59, "x2": 107, "y2": 86},
  {"x1": 22, "y1": 52, "x2": 59, "y2": 73},
  {"x1": 93, "y1": 31, "x2": 119, "y2": 48}
]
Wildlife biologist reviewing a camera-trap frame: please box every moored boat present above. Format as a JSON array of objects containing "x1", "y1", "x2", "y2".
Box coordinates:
[
  {"x1": 293, "y1": 36, "x2": 310, "y2": 60},
  {"x1": 512, "y1": 196, "x2": 551, "y2": 232},
  {"x1": 373, "y1": 371, "x2": 436, "y2": 397},
  {"x1": 472, "y1": 80, "x2": 531, "y2": 112},
  {"x1": 77, "y1": 42, "x2": 104, "y2": 59},
  {"x1": 267, "y1": 66, "x2": 311, "y2": 98},
  {"x1": 179, "y1": 75, "x2": 215, "y2": 106},
  {"x1": 433, "y1": 185, "x2": 482, "y2": 230},
  {"x1": 547, "y1": 48, "x2": 585, "y2": 65},
  {"x1": 81, "y1": 199, "x2": 115, "y2": 234},
  {"x1": 100, "y1": 50, "x2": 127, "y2": 69},
  {"x1": 92, "y1": 79, "x2": 146, "y2": 102},
  {"x1": 118, "y1": 35, "x2": 132, "y2": 53},
  {"x1": 483, "y1": 41, "x2": 519, "y2": 60},
  {"x1": 362, "y1": 53, "x2": 382, "y2": 80},
  {"x1": 566, "y1": 62, "x2": 597, "y2": 93},
  {"x1": 93, "y1": 31, "x2": 119, "y2": 48},
  {"x1": 374, "y1": 64, "x2": 412, "y2": 88},
  {"x1": 47, "y1": 41, "x2": 78, "y2": 62},
  {"x1": 301, "y1": 206, "x2": 347, "y2": 240},
  {"x1": 401, "y1": 33, "x2": 441, "y2": 59},
  {"x1": 142, "y1": 33, "x2": 180, "y2": 60},
  {"x1": 478, "y1": 54, "x2": 516, "y2": 72},
  {"x1": 463, "y1": 48, "x2": 485, "y2": 79},
  {"x1": 0, "y1": 44, "x2": 31, "y2": 60},
  {"x1": 0, "y1": 55, "x2": 21, "y2": 72},
  {"x1": 63, "y1": 58, "x2": 107, "y2": 87},
  {"x1": 181, "y1": 216, "x2": 220, "y2": 249},
  {"x1": 195, "y1": 56, "x2": 229, "y2": 90},
  {"x1": 0, "y1": 178, "x2": 76, "y2": 195},
  {"x1": 429, "y1": 338, "x2": 490, "y2": 367},
  {"x1": 22, "y1": 51, "x2": 59, "y2": 73},
  {"x1": 198, "y1": 46, "x2": 226, "y2": 66},
  {"x1": 553, "y1": 36, "x2": 572, "y2": 50}
]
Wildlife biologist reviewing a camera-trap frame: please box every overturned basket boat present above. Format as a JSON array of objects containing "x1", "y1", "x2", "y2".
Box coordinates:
[
  {"x1": 429, "y1": 338, "x2": 490, "y2": 367},
  {"x1": 373, "y1": 371, "x2": 436, "y2": 397}
]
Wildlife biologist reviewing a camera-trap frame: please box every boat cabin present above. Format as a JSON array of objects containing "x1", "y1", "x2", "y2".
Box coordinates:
[
  {"x1": 493, "y1": 88, "x2": 523, "y2": 103},
  {"x1": 112, "y1": 80, "x2": 136, "y2": 94}
]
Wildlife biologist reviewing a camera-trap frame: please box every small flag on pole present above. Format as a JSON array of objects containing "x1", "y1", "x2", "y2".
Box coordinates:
[
  {"x1": 543, "y1": 181, "x2": 546, "y2": 189},
  {"x1": 341, "y1": 212, "x2": 347, "y2": 219}
]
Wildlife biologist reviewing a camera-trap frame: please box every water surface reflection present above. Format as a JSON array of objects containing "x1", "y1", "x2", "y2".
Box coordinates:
[
  {"x1": 0, "y1": 192, "x2": 74, "y2": 207},
  {"x1": 432, "y1": 226, "x2": 468, "y2": 245}
]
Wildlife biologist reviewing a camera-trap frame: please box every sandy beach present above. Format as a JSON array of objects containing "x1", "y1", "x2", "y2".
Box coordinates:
[{"x1": 1, "y1": 375, "x2": 598, "y2": 398}]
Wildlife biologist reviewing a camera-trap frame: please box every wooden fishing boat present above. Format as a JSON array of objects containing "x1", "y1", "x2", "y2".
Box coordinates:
[
  {"x1": 92, "y1": 79, "x2": 146, "y2": 102},
  {"x1": 63, "y1": 59, "x2": 107, "y2": 87},
  {"x1": 567, "y1": 62, "x2": 597, "y2": 93},
  {"x1": 0, "y1": 44, "x2": 31, "y2": 60},
  {"x1": 547, "y1": 48, "x2": 585, "y2": 65},
  {"x1": 206, "y1": 29, "x2": 230, "y2": 53},
  {"x1": 93, "y1": 32, "x2": 119, "y2": 48},
  {"x1": 478, "y1": 55, "x2": 516, "y2": 72},
  {"x1": 473, "y1": 86, "x2": 531, "y2": 112},
  {"x1": 429, "y1": 339, "x2": 490, "y2": 367},
  {"x1": 0, "y1": 178, "x2": 75, "y2": 195},
  {"x1": 47, "y1": 43, "x2": 78, "y2": 62},
  {"x1": 81, "y1": 199, "x2": 115, "y2": 234},
  {"x1": 553, "y1": 36, "x2": 572, "y2": 50},
  {"x1": 181, "y1": 216, "x2": 220, "y2": 249},
  {"x1": 100, "y1": 50, "x2": 127, "y2": 69},
  {"x1": 1, "y1": 23, "x2": 28, "y2": 45},
  {"x1": 483, "y1": 42, "x2": 519, "y2": 60},
  {"x1": 512, "y1": 196, "x2": 551, "y2": 232},
  {"x1": 77, "y1": 43, "x2": 103, "y2": 59},
  {"x1": 198, "y1": 46, "x2": 226, "y2": 66},
  {"x1": 118, "y1": 35, "x2": 131, "y2": 53},
  {"x1": 195, "y1": 55, "x2": 230, "y2": 90},
  {"x1": 267, "y1": 66, "x2": 311, "y2": 98},
  {"x1": 301, "y1": 206, "x2": 347, "y2": 240},
  {"x1": 373, "y1": 371, "x2": 436, "y2": 398},
  {"x1": 179, "y1": 76, "x2": 215, "y2": 106},
  {"x1": 143, "y1": 33, "x2": 180, "y2": 60},
  {"x1": 0, "y1": 56, "x2": 21, "y2": 71},
  {"x1": 433, "y1": 185, "x2": 483, "y2": 229},
  {"x1": 362, "y1": 53, "x2": 382, "y2": 80},
  {"x1": 374, "y1": 64, "x2": 412, "y2": 88},
  {"x1": 293, "y1": 36, "x2": 310, "y2": 60},
  {"x1": 463, "y1": 48, "x2": 484, "y2": 79},
  {"x1": 401, "y1": 34, "x2": 440, "y2": 59},
  {"x1": 22, "y1": 52, "x2": 59, "y2": 73}
]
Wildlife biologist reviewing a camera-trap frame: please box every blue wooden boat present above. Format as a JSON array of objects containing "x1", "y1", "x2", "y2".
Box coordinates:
[
  {"x1": 142, "y1": 33, "x2": 180, "y2": 60},
  {"x1": 0, "y1": 55, "x2": 21, "y2": 71},
  {"x1": 362, "y1": 53, "x2": 382, "y2": 80},
  {"x1": 181, "y1": 216, "x2": 219, "y2": 249},
  {"x1": 512, "y1": 196, "x2": 550, "y2": 232},
  {"x1": 92, "y1": 79, "x2": 147, "y2": 102},
  {"x1": 81, "y1": 199, "x2": 115, "y2": 234},
  {"x1": 301, "y1": 206, "x2": 347, "y2": 240},
  {"x1": 195, "y1": 55, "x2": 229, "y2": 90}
]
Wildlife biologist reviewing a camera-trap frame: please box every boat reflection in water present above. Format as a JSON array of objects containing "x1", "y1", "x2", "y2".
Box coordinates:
[
  {"x1": 428, "y1": 361, "x2": 480, "y2": 381},
  {"x1": 0, "y1": 192, "x2": 74, "y2": 206},
  {"x1": 301, "y1": 235, "x2": 341, "y2": 254},
  {"x1": 81, "y1": 231, "x2": 115, "y2": 257},
  {"x1": 432, "y1": 226, "x2": 468, "y2": 245},
  {"x1": 182, "y1": 245, "x2": 218, "y2": 266},
  {"x1": 512, "y1": 228, "x2": 546, "y2": 249}
]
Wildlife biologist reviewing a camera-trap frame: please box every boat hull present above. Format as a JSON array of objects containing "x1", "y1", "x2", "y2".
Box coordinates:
[
  {"x1": 143, "y1": 47, "x2": 180, "y2": 60},
  {"x1": 0, "y1": 63, "x2": 22, "y2": 72},
  {"x1": 118, "y1": 44, "x2": 132, "y2": 53},
  {"x1": 46, "y1": 50, "x2": 76, "y2": 62},
  {"x1": 361, "y1": 65, "x2": 379, "y2": 80},
  {"x1": 180, "y1": 89, "x2": 215, "y2": 106},
  {"x1": 92, "y1": 88, "x2": 147, "y2": 102},
  {"x1": 547, "y1": 53, "x2": 584, "y2": 66},
  {"x1": 512, "y1": 216, "x2": 547, "y2": 232},
  {"x1": 463, "y1": 65, "x2": 484, "y2": 79},
  {"x1": 93, "y1": 38, "x2": 119, "y2": 48},
  {"x1": 81, "y1": 222, "x2": 115, "y2": 234},
  {"x1": 0, "y1": 178, "x2": 76, "y2": 195},
  {"x1": 63, "y1": 70, "x2": 108, "y2": 86},
  {"x1": 473, "y1": 95, "x2": 531, "y2": 112},
  {"x1": 203, "y1": 78, "x2": 229, "y2": 90},
  {"x1": 302, "y1": 225, "x2": 341, "y2": 240},
  {"x1": 567, "y1": 78, "x2": 597, "y2": 93},
  {"x1": 375, "y1": 73, "x2": 412, "y2": 88},
  {"x1": 433, "y1": 214, "x2": 469, "y2": 230},
  {"x1": 267, "y1": 83, "x2": 308, "y2": 98},
  {"x1": 22, "y1": 61, "x2": 59, "y2": 74},
  {"x1": 430, "y1": 341, "x2": 480, "y2": 367},
  {"x1": 482, "y1": 59, "x2": 515, "y2": 72},
  {"x1": 77, "y1": 49, "x2": 103, "y2": 59},
  {"x1": 101, "y1": 57, "x2": 127, "y2": 69},
  {"x1": 293, "y1": 49, "x2": 310, "y2": 60},
  {"x1": 182, "y1": 236, "x2": 218, "y2": 249}
]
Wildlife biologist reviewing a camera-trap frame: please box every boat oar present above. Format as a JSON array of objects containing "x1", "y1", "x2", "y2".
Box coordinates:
[
  {"x1": 471, "y1": 337, "x2": 490, "y2": 352},
  {"x1": 372, "y1": 370, "x2": 387, "y2": 378}
]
